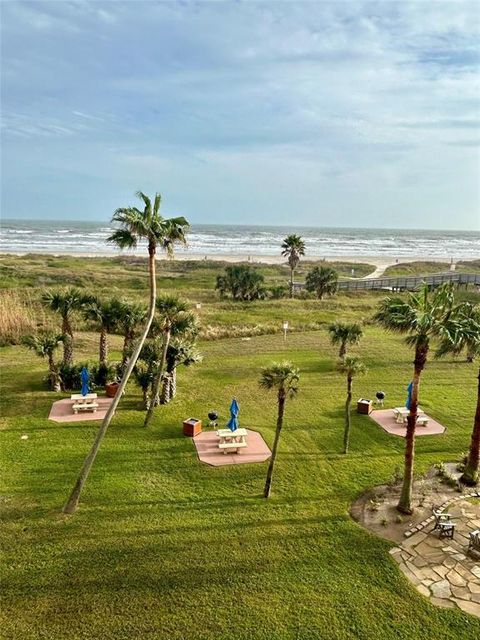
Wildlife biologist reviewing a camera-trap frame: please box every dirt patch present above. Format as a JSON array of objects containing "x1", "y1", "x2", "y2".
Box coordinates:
[{"x1": 350, "y1": 466, "x2": 467, "y2": 544}]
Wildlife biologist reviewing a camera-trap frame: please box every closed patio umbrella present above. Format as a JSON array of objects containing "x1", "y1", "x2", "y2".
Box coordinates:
[
  {"x1": 226, "y1": 397, "x2": 239, "y2": 432},
  {"x1": 406, "y1": 381, "x2": 413, "y2": 409},
  {"x1": 81, "y1": 366, "x2": 90, "y2": 397}
]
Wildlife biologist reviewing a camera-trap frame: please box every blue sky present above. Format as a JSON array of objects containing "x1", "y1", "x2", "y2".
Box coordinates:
[{"x1": 1, "y1": 0, "x2": 479, "y2": 229}]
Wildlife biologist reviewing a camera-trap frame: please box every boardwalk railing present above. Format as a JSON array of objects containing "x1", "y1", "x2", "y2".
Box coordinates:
[{"x1": 293, "y1": 272, "x2": 480, "y2": 293}]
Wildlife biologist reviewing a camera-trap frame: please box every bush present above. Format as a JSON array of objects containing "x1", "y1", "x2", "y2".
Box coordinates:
[
  {"x1": 90, "y1": 362, "x2": 119, "y2": 387},
  {"x1": 269, "y1": 285, "x2": 288, "y2": 300},
  {"x1": 215, "y1": 265, "x2": 267, "y2": 301},
  {"x1": 58, "y1": 363, "x2": 85, "y2": 391}
]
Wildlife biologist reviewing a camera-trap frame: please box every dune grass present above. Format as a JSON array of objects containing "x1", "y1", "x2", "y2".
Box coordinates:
[{"x1": 1, "y1": 309, "x2": 480, "y2": 638}]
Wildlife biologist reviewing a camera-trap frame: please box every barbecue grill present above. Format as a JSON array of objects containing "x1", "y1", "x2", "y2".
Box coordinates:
[
  {"x1": 375, "y1": 391, "x2": 386, "y2": 406},
  {"x1": 208, "y1": 411, "x2": 219, "y2": 427}
]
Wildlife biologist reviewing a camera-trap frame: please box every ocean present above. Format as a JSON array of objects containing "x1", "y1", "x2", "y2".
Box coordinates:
[{"x1": 1, "y1": 219, "x2": 479, "y2": 260}]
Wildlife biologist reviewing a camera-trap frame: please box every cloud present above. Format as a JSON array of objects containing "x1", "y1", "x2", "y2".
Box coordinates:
[{"x1": 1, "y1": 0, "x2": 479, "y2": 229}]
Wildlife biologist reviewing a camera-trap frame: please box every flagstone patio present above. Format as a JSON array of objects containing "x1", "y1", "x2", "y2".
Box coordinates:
[
  {"x1": 389, "y1": 498, "x2": 480, "y2": 617},
  {"x1": 370, "y1": 409, "x2": 445, "y2": 437},
  {"x1": 192, "y1": 429, "x2": 271, "y2": 466},
  {"x1": 48, "y1": 397, "x2": 113, "y2": 423}
]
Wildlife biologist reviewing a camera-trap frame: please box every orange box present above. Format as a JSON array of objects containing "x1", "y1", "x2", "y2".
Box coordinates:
[{"x1": 183, "y1": 418, "x2": 202, "y2": 437}]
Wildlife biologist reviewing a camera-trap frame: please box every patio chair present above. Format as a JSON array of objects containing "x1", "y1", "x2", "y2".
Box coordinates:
[
  {"x1": 432, "y1": 509, "x2": 455, "y2": 538},
  {"x1": 468, "y1": 529, "x2": 480, "y2": 556}
]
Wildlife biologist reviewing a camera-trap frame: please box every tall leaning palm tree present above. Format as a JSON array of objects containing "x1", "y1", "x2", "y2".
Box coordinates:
[
  {"x1": 375, "y1": 283, "x2": 460, "y2": 514},
  {"x1": 143, "y1": 295, "x2": 190, "y2": 427},
  {"x1": 337, "y1": 356, "x2": 367, "y2": 454},
  {"x1": 41, "y1": 288, "x2": 86, "y2": 365},
  {"x1": 329, "y1": 322, "x2": 363, "y2": 360},
  {"x1": 281, "y1": 235, "x2": 306, "y2": 298},
  {"x1": 63, "y1": 191, "x2": 189, "y2": 514},
  {"x1": 260, "y1": 362, "x2": 300, "y2": 498}
]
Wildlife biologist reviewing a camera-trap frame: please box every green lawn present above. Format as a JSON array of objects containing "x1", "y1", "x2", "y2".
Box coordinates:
[{"x1": 1, "y1": 316, "x2": 480, "y2": 638}]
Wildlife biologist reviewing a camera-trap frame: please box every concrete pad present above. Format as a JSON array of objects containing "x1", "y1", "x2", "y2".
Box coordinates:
[
  {"x1": 49, "y1": 397, "x2": 113, "y2": 423},
  {"x1": 192, "y1": 429, "x2": 271, "y2": 467},
  {"x1": 369, "y1": 409, "x2": 446, "y2": 437}
]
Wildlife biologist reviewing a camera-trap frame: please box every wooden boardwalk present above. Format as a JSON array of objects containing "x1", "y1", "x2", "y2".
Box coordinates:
[{"x1": 293, "y1": 272, "x2": 480, "y2": 293}]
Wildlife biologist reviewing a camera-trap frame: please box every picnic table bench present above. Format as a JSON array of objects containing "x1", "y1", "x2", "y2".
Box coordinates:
[
  {"x1": 392, "y1": 407, "x2": 428, "y2": 426},
  {"x1": 468, "y1": 529, "x2": 480, "y2": 555},
  {"x1": 70, "y1": 393, "x2": 98, "y2": 414}
]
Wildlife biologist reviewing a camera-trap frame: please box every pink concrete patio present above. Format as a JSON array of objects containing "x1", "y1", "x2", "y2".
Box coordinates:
[
  {"x1": 48, "y1": 397, "x2": 113, "y2": 423},
  {"x1": 193, "y1": 429, "x2": 271, "y2": 466},
  {"x1": 370, "y1": 409, "x2": 446, "y2": 437}
]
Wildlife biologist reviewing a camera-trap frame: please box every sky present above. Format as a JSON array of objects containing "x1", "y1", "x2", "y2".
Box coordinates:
[{"x1": 1, "y1": 0, "x2": 480, "y2": 230}]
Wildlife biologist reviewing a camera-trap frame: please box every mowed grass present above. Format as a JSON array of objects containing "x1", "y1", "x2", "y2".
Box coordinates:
[{"x1": 1, "y1": 320, "x2": 480, "y2": 639}]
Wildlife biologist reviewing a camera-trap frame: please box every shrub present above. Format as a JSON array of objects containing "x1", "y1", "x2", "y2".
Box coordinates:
[
  {"x1": 305, "y1": 266, "x2": 338, "y2": 299},
  {"x1": 90, "y1": 362, "x2": 118, "y2": 386},
  {"x1": 269, "y1": 285, "x2": 288, "y2": 300},
  {"x1": 58, "y1": 363, "x2": 85, "y2": 391},
  {"x1": 215, "y1": 265, "x2": 267, "y2": 301}
]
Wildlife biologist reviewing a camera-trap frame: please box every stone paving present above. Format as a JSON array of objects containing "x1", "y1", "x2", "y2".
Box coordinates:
[{"x1": 390, "y1": 498, "x2": 480, "y2": 617}]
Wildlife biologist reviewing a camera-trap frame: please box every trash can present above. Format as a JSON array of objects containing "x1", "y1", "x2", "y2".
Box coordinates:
[
  {"x1": 357, "y1": 399, "x2": 372, "y2": 415},
  {"x1": 183, "y1": 418, "x2": 202, "y2": 437}
]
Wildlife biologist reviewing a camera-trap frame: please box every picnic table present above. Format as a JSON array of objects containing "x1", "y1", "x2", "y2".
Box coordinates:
[
  {"x1": 216, "y1": 428, "x2": 248, "y2": 454},
  {"x1": 392, "y1": 407, "x2": 428, "y2": 426},
  {"x1": 70, "y1": 393, "x2": 98, "y2": 414}
]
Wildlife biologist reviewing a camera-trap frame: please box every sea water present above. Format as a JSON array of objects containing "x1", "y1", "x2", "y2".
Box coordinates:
[{"x1": 1, "y1": 219, "x2": 479, "y2": 259}]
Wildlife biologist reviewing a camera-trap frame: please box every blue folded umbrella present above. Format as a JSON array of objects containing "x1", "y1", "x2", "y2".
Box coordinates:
[
  {"x1": 406, "y1": 381, "x2": 413, "y2": 410},
  {"x1": 226, "y1": 398, "x2": 239, "y2": 432},
  {"x1": 81, "y1": 366, "x2": 90, "y2": 397}
]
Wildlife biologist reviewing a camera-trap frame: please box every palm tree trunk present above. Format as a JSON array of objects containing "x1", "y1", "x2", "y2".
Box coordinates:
[
  {"x1": 62, "y1": 317, "x2": 74, "y2": 365},
  {"x1": 170, "y1": 368, "x2": 177, "y2": 400},
  {"x1": 160, "y1": 372, "x2": 171, "y2": 404},
  {"x1": 289, "y1": 268, "x2": 294, "y2": 298},
  {"x1": 63, "y1": 246, "x2": 158, "y2": 514},
  {"x1": 397, "y1": 344, "x2": 428, "y2": 514},
  {"x1": 143, "y1": 329, "x2": 171, "y2": 427},
  {"x1": 121, "y1": 333, "x2": 133, "y2": 372},
  {"x1": 263, "y1": 392, "x2": 285, "y2": 498},
  {"x1": 48, "y1": 353, "x2": 61, "y2": 392},
  {"x1": 461, "y1": 368, "x2": 480, "y2": 485},
  {"x1": 343, "y1": 375, "x2": 352, "y2": 454},
  {"x1": 99, "y1": 326, "x2": 108, "y2": 365},
  {"x1": 339, "y1": 342, "x2": 347, "y2": 360}
]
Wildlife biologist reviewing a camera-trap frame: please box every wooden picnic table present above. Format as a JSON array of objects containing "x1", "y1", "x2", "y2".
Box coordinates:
[
  {"x1": 216, "y1": 428, "x2": 248, "y2": 454},
  {"x1": 392, "y1": 407, "x2": 425, "y2": 424},
  {"x1": 70, "y1": 393, "x2": 98, "y2": 414}
]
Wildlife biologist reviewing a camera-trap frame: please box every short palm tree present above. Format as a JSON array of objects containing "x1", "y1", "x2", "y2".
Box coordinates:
[
  {"x1": 143, "y1": 295, "x2": 190, "y2": 427},
  {"x1": 328, "y1": 322, "x2": 363, "y2": 360},
  {"x1": 63, "y1": 191, "x2": 189, "y2": 514},
  {"x1": 260, "y1": 362, "x2": 299, "y2": 498},
  {"x1": 281, "y1": 235, "x2": 306, "y2": 297},
  {"x1": 116, "y1": 301, "x2": 147, "y2": 372},
  {"x1": 41, "y1": 288, "x2": 86, "y2": 365},
  {"x1": 82, "y1": 297, "x2": 120, "y2": 365},
  {"x1": 337, "y1": 356, "x2": 367, "y2": 454},
  {"x1": 161, "y1": 339, "x2": 202, "y2": 404},
  {"x1": 23, "y1": 332, "x2": 64, "y2": 391},
  {"x1": 305, "y1": 266, "x2": 338, "y2": 300},
  {"x1": 375, "y1": 283, "x2": 461, "y2": 513}
]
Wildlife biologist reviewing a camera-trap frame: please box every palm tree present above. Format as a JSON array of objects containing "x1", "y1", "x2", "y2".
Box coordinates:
[
  {"x1": 63, "y1": 191, "x2": 189, "y2": 514},
  {"x1": 82, "y1": 297, "x2": 120, "y2": 365},
  {"x1": 260, "y1": 362, "x2": 300, "y2": 498},
  {"x1": 41, "y1": 288, "x2": 86, "y2": 365},
  {"x1": 375, "y1": 283, "x2": 461, "y2": 514},
  {"x1": 337, "y1": 356, "x2": 367, "y2": 454},
  {"x1": 161, "y1": 339, "x2": 202, "y2": 404},
  {"x1": 436, "y1": 306, "x2": 480, "y2": 485},
  {"x1": 116, "y1": 301, "x2": 147, "y2": 372},
  {"x1": 305, "y1": 266, "x2": 338, "y2": 300},
  {"x1": 328, "y1": 322, "x2": 363, "y2": 360},
  {"x1": 281, "y1": 234, "x2": 306, "y2": 298},
  {"x1": 143, "y1": 295, "x2": 190, "y2": 427},
  {"x1": 215, "y1": 265, "x2": 267, "y2": 301},
  {"x1": 133, "y1": 362, "x2": 155, "y2": 409},
  {"x1": 23, "y1": 332, "x2": 64, "y2": 391}
]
